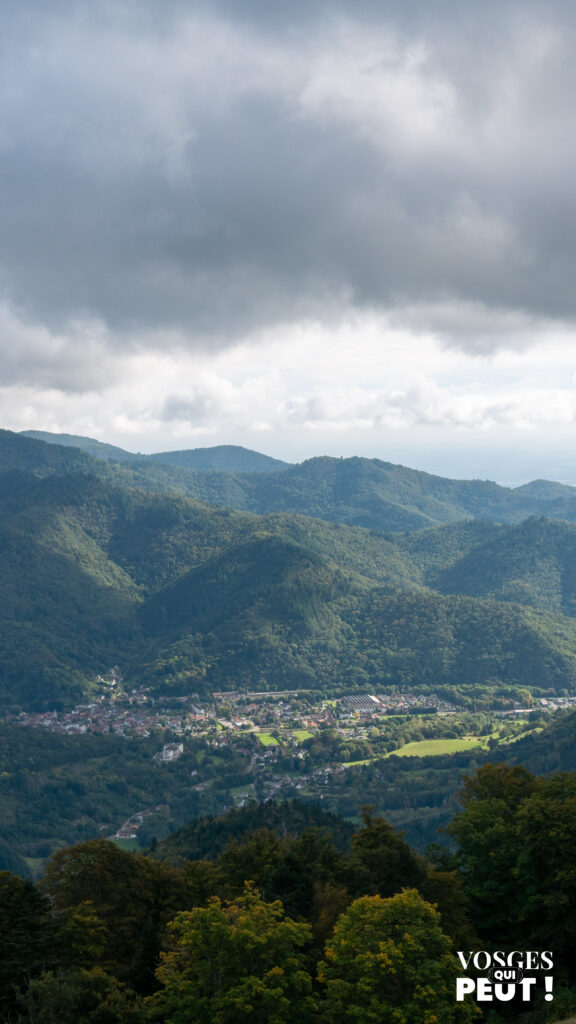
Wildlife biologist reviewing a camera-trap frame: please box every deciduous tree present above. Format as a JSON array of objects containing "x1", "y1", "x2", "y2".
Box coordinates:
[
  {"x1": 20, "y1": 967, "x2": 148, "y2": 1024},
  {"x1": 149, "y1": 884, "x2": 316, "y2": 1024},
  {"x1": 318, "y1": 889, "x2": 478, "y2": 1024}
]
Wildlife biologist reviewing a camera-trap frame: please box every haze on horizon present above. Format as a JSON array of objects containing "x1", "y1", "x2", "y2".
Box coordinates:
[{"x1": 2, "y1": 0, "x2": 576, "y2": 486}]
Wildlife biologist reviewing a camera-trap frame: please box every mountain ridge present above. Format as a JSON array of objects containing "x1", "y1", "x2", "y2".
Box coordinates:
[
  {"x1": 2, "y1": 443, "x2": 576, "y2": 707},
  {"x1": 8, "y1": 428, "x2": 576, "y2": 532},
  {"x1": 21, "y1": 430, "x2": 290, "y2": 473}
]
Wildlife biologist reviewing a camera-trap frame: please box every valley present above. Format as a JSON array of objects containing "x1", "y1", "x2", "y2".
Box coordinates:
[
  {"x1": 4, "y1": 429, "x2": 576, "y2": 1021},
  {"x1": 1, "y1": 680, "x2": 571, "y2": 875},
  {"x1": 3, "y1": 427, "x2": 576, "y2": 874}
]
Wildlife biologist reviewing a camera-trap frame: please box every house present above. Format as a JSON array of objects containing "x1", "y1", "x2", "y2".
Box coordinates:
[{"x1": 154, "y1": 742, "x2": 184, "y2": 763}]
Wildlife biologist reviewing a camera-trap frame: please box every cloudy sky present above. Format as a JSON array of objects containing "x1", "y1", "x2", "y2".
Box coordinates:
[{"x1": 2, "y1": 0, "x2": 576, "y2": 482}]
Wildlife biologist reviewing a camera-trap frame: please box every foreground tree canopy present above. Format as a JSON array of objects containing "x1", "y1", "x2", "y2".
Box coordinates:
[
  {"x1": 319, "y1": 888, "x2": 478, "y2": 1024},
  {"x1": 150, "y1": 884, "x2": 315, "y2": 1024},
  {"x1": 449, "y1": 763, "x2": 576, "y2": 986},
  {"x1": 4, "y1": 772, "x2": 576, "y2": 1021}
]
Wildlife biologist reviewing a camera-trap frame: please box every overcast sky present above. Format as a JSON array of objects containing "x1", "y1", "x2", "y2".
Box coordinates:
[{"x1": 2, "y1": 0, "x2": 576, "y2": 482}]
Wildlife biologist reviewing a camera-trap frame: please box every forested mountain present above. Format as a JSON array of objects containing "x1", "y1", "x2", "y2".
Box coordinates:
[
  {"x1": 7, "y1": 426, "x2": 576, "y2": 1021},
  {"x1": 149, "y1": 799, "x2": 357, "y2": 863},
  {"x1": 433, "y1": 516, "x2": 576, "y2": 615},
  {"x1": 4, "y1": 429, "x2": 576, "y2": 706},
  {"x1": 0, "y1": 474, "x2": 575, "y2": 706},
  {"x1": 148, "y1": 445, "x2": 289, "y2": 473},
  {"x1": 10, "y1": 428, "x2": 576, "y2": 529},
  {"x1": 22, "y1": 431, "x2": 289, "y2": 473},
  {"x1": 0, "y1": 799, "x2": 489, "y2": 1023},
  {"x1": 21, "y1": 430, "x2": 142, "y2": 462}
]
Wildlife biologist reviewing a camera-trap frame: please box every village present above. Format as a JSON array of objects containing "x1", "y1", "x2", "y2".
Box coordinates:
[
  {"x1": 9, "y1": 682, "x2": 576, "y2": 744},
  {"x1": 7, "y1": 684, "x2": 576, "y2": 743},
  {"x1": 8, "y1": 686, "x2": 462, "y2": 739},
  {"x1": 5, "y1": 682, "x2": 576, "y2": 847}
]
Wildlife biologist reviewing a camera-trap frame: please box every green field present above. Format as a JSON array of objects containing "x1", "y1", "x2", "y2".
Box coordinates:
[
  {"x1": 112, "y1": 838, "x2": 139, "y2": 852},
  {"x1": 230, "y1": 783, "x2": 255, "y2": 798},
  {"x1": 343, "y1": 735, "x2": 486, "y2": 768},
  {"x1": 499, "y1": 725, "x2": 544, "y2": 745},
  {"x1": 292, "y1": 729, "x2": 313, "y2": 741},
  {"x1": 387, "y1": 737, "x2": 485, "y2": 758},
  {"x1": 257, "y1": 733, "x2": 279, "y2": 746}
]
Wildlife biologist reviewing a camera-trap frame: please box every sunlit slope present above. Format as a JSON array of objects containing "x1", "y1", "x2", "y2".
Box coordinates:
[
  {"x1": 2, "y1": 433, "x2": 576, "y2": 704},
  {"x1": 7, "y1": 429, "x2": 576, "y2": 531}
]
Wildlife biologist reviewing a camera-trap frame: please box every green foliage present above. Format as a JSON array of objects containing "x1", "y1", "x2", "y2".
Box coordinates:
[
  {"x1": 8, "y1": 770, "x2": 576, "y2": 1024},
  {"x1": 0, "y1": 871, "x2": 56, "y2": 1019},
  {"x1": 5, "y1": 432, "x2": 576, "y2": 706},
  {"x1": 148, "y1": 443, "x2": 289, "y2": 473},
  {"x1": 318, "y1": 888, "x2": 479, "y2": 1024},
  {"x1": 11, "y1": 431, "x2": 576, "y2": 530},
  {"x1": 515, "y1": 773, "x2": 576, "y2": 975},
  {"x1": 150, "y1": 799, "x2": 355, "y2": 863},
  {"x1": 22, "y1": 431, "x2": 289, "y2": 473},
  {"x1": 434, "y1": 516, "x2": 576, "y2": 616},
  {"x1": 0, "y1": 722, "x2": 234, "y2": 868},
  {"x1": 348, "y1": 809, "x2": 428, "y2": 897},
  {"x1": 447, "y1": 764, "x2": 536, "y2": 943},
  {"x1": 20, "y1": 968, "x2": 149, "y2": 1024},
  {"x1": 41, "y1": 841, "x2": 189, "y2": 992},
  {"x1": 450, "y1": 763, "x2": 576, "y2": 984},
  {"x1": 10, "y1": 418, "x2": 576, "y2": 1024},
  {"x1": 150, "y1": 884, "x2": 316, "y2": 1024}
]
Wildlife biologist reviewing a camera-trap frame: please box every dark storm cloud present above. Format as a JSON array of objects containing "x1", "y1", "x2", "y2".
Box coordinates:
[{"x1": 1, "y1": 0, "x2": 576, "y2": 357}]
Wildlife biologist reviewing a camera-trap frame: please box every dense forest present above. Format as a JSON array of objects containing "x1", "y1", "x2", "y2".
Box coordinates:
[
  {"x1": 2, "y1": 768, "x2": 574, "y2": 1023},
  {"x1": 11, "y1": 428, "x2": 576, "y2": 529},
  {"x1": 4, "y1": 431, "x2": 576, "y2": 707},
  {"x1": 3, "y1": 430, "x2": 576, "y2": 1021}
]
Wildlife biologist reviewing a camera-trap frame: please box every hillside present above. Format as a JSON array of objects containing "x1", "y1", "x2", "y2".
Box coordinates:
[
  {"x1": 0, "y1": 429, "x2": 94, "y2": 475},
  {"x1": 3, "y1": 449, "x2": 576, "y2": 706},
  {"x1": 22, "y1": 431, "x2": 289, "y2": 473},
  {"x1": 21, "y1": 430, "x2": 140, "y2": 462},
  {"x1": 433, "y1": 517, "x2": 576, "y2": 615},
  {"x1": 9, "y1": 428, "x2": 576, "y2": 530},
  {"x1": 149, "y1": 799, "x2": 356, "y2": 863},
  {"x1": 148, "y1": 444, "x2": 289, "y2": 473}
]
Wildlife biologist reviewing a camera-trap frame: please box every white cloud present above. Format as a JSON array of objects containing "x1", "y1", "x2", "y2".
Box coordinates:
[
  {"x1": 4, "y1": 309, "x2": 576, "y2": 464},
  {"x1": 2, "y1": 0, "x2": 576, "y2": 484}
]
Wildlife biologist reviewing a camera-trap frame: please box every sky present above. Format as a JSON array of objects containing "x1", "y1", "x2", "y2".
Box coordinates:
[{"x1": 2, "y1": 0, "x2": 576, "y2": 483}]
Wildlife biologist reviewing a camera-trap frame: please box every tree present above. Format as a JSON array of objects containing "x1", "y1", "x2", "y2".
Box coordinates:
[
  {"x1": 20, "y1": 968, "x2": 148, "y2": 1024},
  {"x1": 218, "y1": 826, "x2": 345, "y2": 920},
  {"x1": 446, "y1": 763, "x2": 535, "y2": 943},
  {"x1": 347, "y1": 808, "x2": 427, "y2": 898},
  {"x1": 56, "y1": 900, "x2": 107, "y2": 970},
  {"x1": 0, "y1": 871, "x2": 55, "y2": 1020},
  {"x1": 318, "y1": 889, "x2": 478, "y2": 1024},
  {"x1": 448, "y1": 763, "x2": 576, "y2": 991},
  {"x1": 41, "y1": 840, "x2": 188, "y2": 993},
  {"x1": 149, "y1": 884, "x2": 316, "y2": 1024},
  {"x1": 217, "y1": 828, "x2": 283, "y2": 895},
  {"x1": 515, "y1": 772, "x2": 576, "y2": 982}
]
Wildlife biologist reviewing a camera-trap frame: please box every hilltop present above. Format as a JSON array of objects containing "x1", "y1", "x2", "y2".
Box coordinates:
[
  {"x1": 22, "y1": 431, "x2": 290, "y2": 473},
  {"x1": 2, "y1": 430, "x2": 576, "y2": 707},
  {"x1": 12, "y1": 428, "x2": 576, "y2": 529}
]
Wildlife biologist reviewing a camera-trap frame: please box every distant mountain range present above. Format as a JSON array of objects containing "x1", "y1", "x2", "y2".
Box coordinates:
[
  {"x1": 2, "y1": 428, "x2": 576, "y2": 708},
  {"x1": 13, "y1": 428, "x2": 576, "y2": 529},
  {"x1": 21, "y1": 431, "x2": 290, "y2": 473}
]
